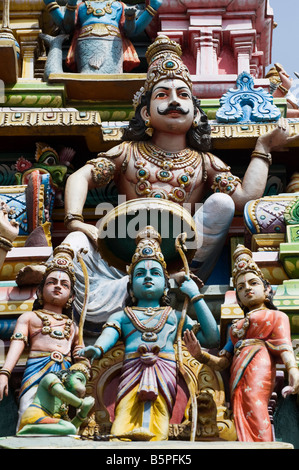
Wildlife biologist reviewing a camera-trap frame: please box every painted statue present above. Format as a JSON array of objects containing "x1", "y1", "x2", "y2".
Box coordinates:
[
  {"x1": 183, "y1": 244, "x2": 299, "y2": 442},
  {"x1": 79, "y1": 226, "x2": 220, "y2": 441},
  {"x1": 0, "y1": 201, "x2": 19, "y2": 269},
  {"x1": 17, "y1": 35, "x2": 298, "y2": 335},
  {"x1": 17, "y1": 362, "x2": 94, "y2": 435},
  {"x1": 42, "y1": 0, "x2": 163, "y2": 76},
  {"x1": 0, "y1": 243, "x2": 90, "y2": 430}
]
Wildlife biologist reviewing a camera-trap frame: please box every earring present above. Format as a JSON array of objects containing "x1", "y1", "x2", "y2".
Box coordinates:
[
  {"x1": 145, "y1": 119, "x2": 154, "y2": 137},
  {"x1": 65, "y1": 297, "x2": 73, "y2": 310},
  {"x1": 36, "y1": 291, "x2": 44, "y2": 308},
  {"x1": 192, "y1": 118, "x2": 199, "y2": 128},
  {"x1": 129, "y1": 289, "x2": 136, "y2": 304}
]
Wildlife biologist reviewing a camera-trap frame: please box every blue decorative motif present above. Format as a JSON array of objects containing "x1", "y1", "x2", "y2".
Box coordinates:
[{"x1": 216, "y1": 72, "x2": 281, "y2": 123}]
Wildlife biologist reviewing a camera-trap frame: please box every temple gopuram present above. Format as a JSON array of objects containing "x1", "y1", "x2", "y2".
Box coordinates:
[{"x1": 0, "y1": 0, "x2": 299, "y2": 450}]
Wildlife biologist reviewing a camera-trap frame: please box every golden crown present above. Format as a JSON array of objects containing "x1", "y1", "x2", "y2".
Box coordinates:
[
  {"x1": 44, "y1": 243, "x2": 76, "y2": 285},
  {"x1": 132, "y1": 35, "x2": 193, "y2": 110},
  {"x1": 69, "y1": 361, "x2": 91, "y2": 380},
  {"x1": 232, "y1": 244, "x2": 265, "y2": 287},
  {"x1": 127, "y1": 226, "x2": 168, "y2": 276}
]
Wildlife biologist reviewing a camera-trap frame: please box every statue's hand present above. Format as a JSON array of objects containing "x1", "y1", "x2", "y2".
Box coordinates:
[
  {"x1": 255, "y1": 117, "x2": 299, "y2": 153},
  {"x1": 282, "y1": 368, "x2": 299, "y2": 397},
  {"x1": 183, "y1": 329, "x2": 202, "y2": 358},
  {"x1": 0, "y1": 375, "x2": 9, "y2": 401},
  {"x1": 78, "y1": 346, "x2": 102, "y2": 363},
  {"x1": 79, "y1": 396, "x2": 95, "y2": 417},
  {"x1": 149, "y1": 0, "x2": 163, "y2": 10},
  {"x1": 0, "y1": 206, "x2": 19, "y2": 243},
  {"x1": 179, "y1": 276, "x2": 200, "y2": 300},
  {"x1": 67, "y1": 220, "x2": 98, "y2": 247}
]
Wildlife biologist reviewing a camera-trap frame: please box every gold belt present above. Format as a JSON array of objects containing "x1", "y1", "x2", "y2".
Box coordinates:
[
  {"x1": 234, "y1": 338, "x2": 265, "y2": 356},
  {"x1": 29, "y1": 351, "x2": 71, "y2": 363},
  {"x1": 78, "y1": 23, "x2": 121, "y2": 39}
]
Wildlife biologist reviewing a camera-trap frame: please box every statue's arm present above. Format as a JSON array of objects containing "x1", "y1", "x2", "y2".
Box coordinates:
[
  {"x1": 123, "y1": 0, "x2": 163, "y2": 37},
  {"x1": 78, "y1": 312, "x2": 123, "y2": 362},
  {"x1": 43, "y1": 0, "x2": 77, "y2": 33},
  {"x1": 183, "y1": 329, "x2": 232, "y2": 371},
  {"x1": 64, "y1": 144, "x2": 126, "y2": 243},
  {"x1": 179, "y1": 277, "x2": 220, "y2": 348}
]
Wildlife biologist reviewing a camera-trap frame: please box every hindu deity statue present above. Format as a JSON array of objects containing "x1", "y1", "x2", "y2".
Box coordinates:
[
  {"x1": 42, "y1": 0, "x2": 163, "y2": 75},
  {"x1": 17, "y1": 362, "x2": 94, "y2": 435},
  {"x1": 183, "y1": 244, "x2": 299, "y2": 442},
  {"x1": 0, "y1": 243, "x2": 90, "y2": 430},
  {"x1": 79, "y1": 226, "x2": 220, "y2": 441}
]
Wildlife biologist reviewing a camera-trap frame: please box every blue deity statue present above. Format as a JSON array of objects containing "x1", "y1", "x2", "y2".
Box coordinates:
[
  {"x1": 42, "y1": 0, "x2": 163, "y2": 75},
  {"x1": 79, "y1": 226, "x2": 220, "y2": 441}
]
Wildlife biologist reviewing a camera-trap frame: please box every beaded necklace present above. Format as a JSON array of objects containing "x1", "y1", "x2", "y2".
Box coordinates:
[
  {"x1": 135, "y1": 142, "x2": 201, "y2": 202},
  {"x1": 35, "y1": 310, "x2": 73, "y2": 340},
  {"x1": 85, "y1": 0, "x2": 115, "y2": 17},
  {"x1": 124, "y1": 306, "x2": 172, "y2": 342},
  {"x1": 231, "y1": 307, "x2": 266, "y2": 340}
]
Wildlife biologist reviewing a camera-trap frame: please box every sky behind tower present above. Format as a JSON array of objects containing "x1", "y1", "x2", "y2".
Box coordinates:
[{"x1": 269, "y1": 0, "x2": 299, "y2": 78}]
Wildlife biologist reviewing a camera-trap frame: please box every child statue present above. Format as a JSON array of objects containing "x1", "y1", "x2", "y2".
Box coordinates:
[
  {"x1": 0, "y1": 244, "x2": 90, "y2": 430},
  {"x1": 183, "y1": 244, "x2": 299, "y2": 442},
  {"x1": 17, "y1": 362, "x2": 94, "y2": 435},
  {"x1": 79, "y1": 226, "x2": 220, "y2": 441}
]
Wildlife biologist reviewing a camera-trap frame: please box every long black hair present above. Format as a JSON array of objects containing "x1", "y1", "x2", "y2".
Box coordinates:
[{"x1": 122, "y1": 90, "x2": 212, "y2": 152}]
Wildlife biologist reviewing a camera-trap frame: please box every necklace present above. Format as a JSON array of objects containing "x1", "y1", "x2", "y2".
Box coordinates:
[
  {"x1": 135, "y1": 142, "x2": 201, "y2": 203},
  {"x1": 85, "y1": 0, "x2": 115, "y2": 17},
  {"x1": 124, "y1": 306, "x2": 172, "y2": 342},
  {"x1": 231, "y1": 307, "x2": 266, "y2": 339},
  {"x1": 35, "y1": 310, "x2": 73, "y2": 340}
]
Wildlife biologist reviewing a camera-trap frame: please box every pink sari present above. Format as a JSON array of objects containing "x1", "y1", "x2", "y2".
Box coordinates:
[{"x1": 229, "y1": 309, "x2": 293, "y2": 441}]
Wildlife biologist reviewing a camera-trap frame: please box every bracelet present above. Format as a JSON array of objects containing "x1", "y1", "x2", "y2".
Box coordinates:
[
  {"x1": 102, "y1": 321, "x2": 121, "y2": 337},
  {"x1": 0, "y1": 236, "x2": 13, "y2": 252},
  {"x1": 145, "y1": 5, "x2": 157, "y2": 16},
  {"x1": 94, "y1": 345, "x2": 104, "y2": 357},
  {"x1": 278, "y1": 84, "x2": 288, "y2": 95},
  {"x1": 0, "y1": 368, "x2": 11, "y2": 378},
  {"x1": 66, "y1": 3, "x2": 78, "y2": 11},
  {"x1": 251, "y1": 150, "x2": 272, "y2": 166},
  {"x1": 64, "y1": 213, "x2": 84, "y2": 227},
  {"x1": 46, "y1": 1, "x2": 60, "y2": 13},
  {"x1": 284, "y1": 360, "x2": 298, "y2": 372},
  {"x1": 10, "y1": 332, "x2": 28, "y2": 344},
  {"x1": 48, "y1": 377, "x2": 61, "y2": 392},
  {"x1": 195, "y1": 350, "x2": 211, "y2": 364},
  {"x1": 190, "y1": 293, "x2": 204, "y2": 304},
  {"x1": 76, "y1": 411, "x2": 87, "y2": 422}
]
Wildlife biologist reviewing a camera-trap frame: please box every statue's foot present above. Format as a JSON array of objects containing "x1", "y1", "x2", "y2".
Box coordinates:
[
  {"x1": 16, "y1": 264, "x2": 46, "y2": 286},
  {"x1": 120, "y1": 427, "x2": 156, "y2": 441}
]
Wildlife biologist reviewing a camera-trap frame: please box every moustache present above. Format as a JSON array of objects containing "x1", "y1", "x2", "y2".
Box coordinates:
[{"x1": 157, "y1": 105, "x2": 190, "y2": 116}]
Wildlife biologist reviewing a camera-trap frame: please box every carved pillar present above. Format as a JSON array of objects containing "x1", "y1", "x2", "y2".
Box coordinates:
[
  {"x1": 230, "y1": 30, "x2": 256, "y2": 75},
  {"x1": 190, "y1": 28, "x2": 221, "y2": 75},
  {"x1": 17, "y1": 30, "x2": 41, "y2": 79}
]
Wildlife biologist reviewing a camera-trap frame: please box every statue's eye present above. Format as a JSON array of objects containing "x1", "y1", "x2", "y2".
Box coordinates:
[{"x1": 43, "y1": 156, "x2": 56, "y2": 166}]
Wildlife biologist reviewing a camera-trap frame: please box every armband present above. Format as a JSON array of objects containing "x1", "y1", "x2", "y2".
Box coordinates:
[
  {"x1": 86, "y1": 158, "x2": 116, "y2": 186},
  {"x1": 211, "y1": 173, "x2": 241, "y2": 195},
  {"x1": 10, "y1": 332, "x2": 28, "y2": 344},
  {"x1": 145, "y1": 5, "x2": 157, "y2": 16},
  {"x1": 46, "y1": 1, "x2": 60, "y2": 13},
  {"x1": 102, "y1": 321, "x2": 121, "y2": 337}
]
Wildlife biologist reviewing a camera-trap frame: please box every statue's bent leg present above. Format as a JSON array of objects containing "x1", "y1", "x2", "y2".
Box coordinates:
[
  {"x1": 192, "y1": 193, "x2": 235, "y2": 282},
  {"x1": 62, "y1": 231, "x2": 129, "y2": 331}
]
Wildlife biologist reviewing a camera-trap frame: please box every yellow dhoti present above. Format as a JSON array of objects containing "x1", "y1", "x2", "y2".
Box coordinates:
[{"x1": 111, "y1": 384, "x2": 170, "y2": 441}]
